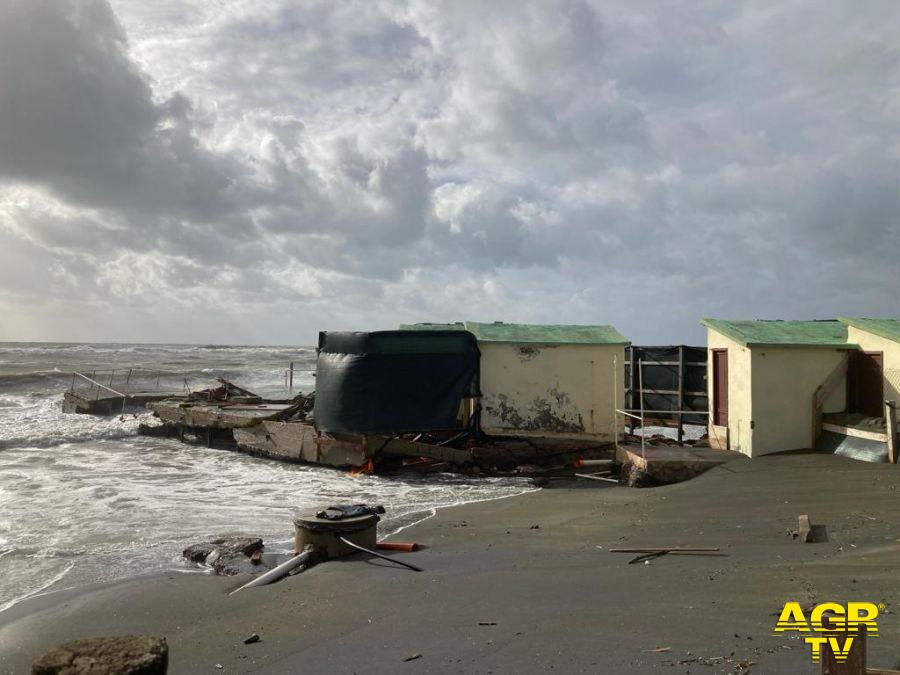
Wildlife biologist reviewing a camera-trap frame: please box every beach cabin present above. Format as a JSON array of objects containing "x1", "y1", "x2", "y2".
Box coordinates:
[
  {"x1": 838, "y1": 318, "x2": 900, "y2": 410},
  {"x1": 404, "y1": 322, "x2": 629, "y2": 441},
  {"x1": 701, "y1": 319, "x2": 856, "y2": 457}
]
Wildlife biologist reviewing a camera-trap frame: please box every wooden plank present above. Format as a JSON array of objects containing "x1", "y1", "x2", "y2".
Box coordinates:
[
  {"x1": 378, "y1": 436, "x2": 472, "y2": 464},
  {"x1": 821, "y1": 423, "x2": 887, "y2": 443},
  {"x1": 886, "y1": 400, "x2": 897, "y2": 464},
  {"x1": 609, "y1": 547, "x2": 719, "y2": 553}
]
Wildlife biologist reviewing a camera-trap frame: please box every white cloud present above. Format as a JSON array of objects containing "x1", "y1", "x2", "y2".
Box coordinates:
[{"x1": 0, "y1": 0, "x2": 898, "y2": 343}]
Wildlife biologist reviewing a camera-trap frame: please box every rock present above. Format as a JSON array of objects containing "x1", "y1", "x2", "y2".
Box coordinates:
[
  {"x1": 32, "y1": 635, "x2": 168, "y2": 675},
  {"x1": 797, "y1": 515, "x2": 828, "y2": 543},
  {"x1": 182, "y1": 537, "x2": 264, "y2": 576}
]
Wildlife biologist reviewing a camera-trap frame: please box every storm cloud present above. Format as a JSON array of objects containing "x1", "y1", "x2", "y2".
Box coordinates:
[{"x1": 0, "y1": 0, "x2": 898, "y2": 344}]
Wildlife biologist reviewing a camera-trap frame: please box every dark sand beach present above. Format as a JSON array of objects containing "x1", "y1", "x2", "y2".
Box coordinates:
[{"x1": 2, "y1": 453, "x2": 899, "y2": 674}]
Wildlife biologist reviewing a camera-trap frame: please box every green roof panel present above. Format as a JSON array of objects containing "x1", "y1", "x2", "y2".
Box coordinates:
[
  {"x1": 838, "y1": 317, "x2": 900, "y2": 344},
  {"x1": 399, "y1": 322, "x2": 466, "y2": 331},
  {"x1": 464, "y1": 321, "x2": 629, "y2": 345},
  {"x1": 701, "y1": 319, "x2": 854, "y2": 349}
]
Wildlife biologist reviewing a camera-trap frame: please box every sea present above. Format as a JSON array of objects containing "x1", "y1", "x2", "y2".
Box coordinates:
[{"x1": 0, "y1": 343, "x2": 533, "y2": 613}]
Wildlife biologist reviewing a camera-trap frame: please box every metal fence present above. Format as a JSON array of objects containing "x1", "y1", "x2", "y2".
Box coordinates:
[{"x1": 624, "y1": 346, "x2": 708, "y2": 443}]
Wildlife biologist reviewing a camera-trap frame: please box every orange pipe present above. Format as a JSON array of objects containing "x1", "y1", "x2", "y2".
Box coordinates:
[{"x1": 376, "y1": 542, "x2": 419, "y2": 552}]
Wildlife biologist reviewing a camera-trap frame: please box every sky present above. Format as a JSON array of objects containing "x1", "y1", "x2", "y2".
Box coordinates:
[{"x1": 0, "y1": 1, "x2": 898, "y2": 346}]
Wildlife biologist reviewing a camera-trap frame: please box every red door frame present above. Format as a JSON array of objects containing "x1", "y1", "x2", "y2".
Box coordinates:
[{"x1": 712, "y1": 349, "x2": 728, "y2": 427}]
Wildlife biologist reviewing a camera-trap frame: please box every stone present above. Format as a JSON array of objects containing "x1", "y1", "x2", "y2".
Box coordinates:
[
  {"x1": 32, "y1": 636, "x2": 168, "y2": 675},
  {"x1": 182, "y1": 537, "x2": 264, "y2": 576}
]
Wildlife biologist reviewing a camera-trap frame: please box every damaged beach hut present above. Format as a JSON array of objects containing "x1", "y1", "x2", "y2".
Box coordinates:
[
  {"x1": 236, "y1": 329, "x2": 482, "y2": 468},
  {"x1": 702, "y1": 318, "x2": 899, "y2": 462},
  {"x1": 403, "y1": 322, "x2": 630, "y2": 441}
]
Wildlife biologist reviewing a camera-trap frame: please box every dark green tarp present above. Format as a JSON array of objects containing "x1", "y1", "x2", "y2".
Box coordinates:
[{"x1": 314, "y1": 330, "x2": 479, "y2": 434}]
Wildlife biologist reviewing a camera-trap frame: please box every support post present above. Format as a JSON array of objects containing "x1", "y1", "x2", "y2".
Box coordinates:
[
  {"x1": 886, "y1": 400, "x2": 897, "y2": 465},
  {"x1": 289, "y1": 361, "x2": 294, "y2": 393},
  {"x1": 613, "y1": 355, "x2": 618, "y2": 452},
  {"x1": 638, "y1": 358, "x2": 645, "y2": 461},
  {"x1": 820, "y1": 624, "x2": 866, "y2": 675},
  {"x1": 629, "y1": 346, "x2": 637, "y2": 434}
]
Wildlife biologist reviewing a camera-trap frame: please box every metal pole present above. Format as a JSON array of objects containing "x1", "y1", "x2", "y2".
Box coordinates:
[
  {"x1": 638, "y1": 358, "x2": 645, "y2": 461},
  {"x1": 289, "y1": 361, "x2": 294, "y2": 394},
  {"x1": 613, "y1": 355, "x2": 618, "y2": 452},
  {"x1": 630, "y1": 346, "x2": 638, "y2": 434}
]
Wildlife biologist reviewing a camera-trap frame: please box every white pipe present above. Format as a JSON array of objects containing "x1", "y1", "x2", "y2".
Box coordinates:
[{"x1": 229, "y1": 547, "x2": 316, "y2": 595}]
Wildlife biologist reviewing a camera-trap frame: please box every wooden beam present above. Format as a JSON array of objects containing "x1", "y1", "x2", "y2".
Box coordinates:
[
  {"x1": 821, "y1": 423, "x2": 888, "y2": 443},
  {"x1": 886, "y1": 400, "x2": 897, "y2": 464}
]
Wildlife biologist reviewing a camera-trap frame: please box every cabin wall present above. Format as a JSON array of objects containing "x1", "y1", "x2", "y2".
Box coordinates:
[
  {"x1": 749, "y1": 347, "x2": 847, "y2": 456},
  {"x1": 706, "y1": 331, "x2": 753, "y2": 456},
  {"x1": 478, "y1": 342, "x2": 624, "y2": 441},
  {"x1": 845, "y1": 326, "x2": 900, "y2": 405}
]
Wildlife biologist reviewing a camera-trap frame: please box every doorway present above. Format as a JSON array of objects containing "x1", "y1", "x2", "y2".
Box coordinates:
[
  {"x1": 712, "y1": 349, "x2": 728, "y2": 426},
  {"x1": 847, "y1": 351, "x2": 883, "y2": 418}
]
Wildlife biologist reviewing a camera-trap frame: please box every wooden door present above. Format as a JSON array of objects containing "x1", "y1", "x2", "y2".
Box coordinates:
[
  {"x1": 712, "y1": 349, "x2": 728, "y2": 427},
  {"x1": 848, "y1": 351, "x2": 883, "y2": 418}
]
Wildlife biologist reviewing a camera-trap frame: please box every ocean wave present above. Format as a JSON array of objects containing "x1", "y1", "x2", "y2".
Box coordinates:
[{"x1": 0, "y1": 395, "x2": 156, "y2": 451}]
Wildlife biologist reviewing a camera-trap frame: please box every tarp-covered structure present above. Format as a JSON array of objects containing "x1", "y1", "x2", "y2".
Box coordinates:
[{"x1": 314, "y1": 330, "x2": 480, "y2": 434}]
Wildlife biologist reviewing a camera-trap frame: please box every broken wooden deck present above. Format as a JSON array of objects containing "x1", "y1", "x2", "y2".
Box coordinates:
[
  {"x1": 615, "y1": 443, "x2": 743, "y2": 483},
  {"x1": 62, "y1": 391, "x2": 181, "y2": 415},
  {"x1": 146, "y1": 399, "x2": 295, "y2": 429}
]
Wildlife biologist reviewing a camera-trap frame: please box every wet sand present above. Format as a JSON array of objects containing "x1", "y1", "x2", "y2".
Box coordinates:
[{"x1": 2, "y1": 453, "x2": 899, "y2": 674}]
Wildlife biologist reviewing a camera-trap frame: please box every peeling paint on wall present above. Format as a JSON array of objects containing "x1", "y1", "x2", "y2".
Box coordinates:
[
  {"x1": 478, "y1": 342, "x2": 623, "y2": 439},
  {"x1": 483, "y1": 389, "x2": 585, "y2": 433}
]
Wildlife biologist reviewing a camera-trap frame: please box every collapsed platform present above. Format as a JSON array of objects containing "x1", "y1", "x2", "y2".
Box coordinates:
[
  {"x1": 62, "y1": 390, "x2": 180, "y2": 415},
  {"x1": 615, "y1": 443, "x2": 743, "y2": 483}
]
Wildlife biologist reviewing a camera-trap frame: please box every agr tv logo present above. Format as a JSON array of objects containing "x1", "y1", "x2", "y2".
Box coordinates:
[{"x1": 774, "y1": 601, "x2": 882, "y2": 663}]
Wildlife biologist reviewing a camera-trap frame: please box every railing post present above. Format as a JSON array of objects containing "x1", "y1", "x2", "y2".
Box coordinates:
[{"x1": 289, "y1": 361, "x2": 294, "y2": 393}]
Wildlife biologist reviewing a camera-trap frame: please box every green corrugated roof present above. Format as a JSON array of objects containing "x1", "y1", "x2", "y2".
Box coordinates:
[
  {"x1": 399, "y1": 322, "x2": 466, "y2": 331},
  {"x1": 701, "y1": 319, "x2": 855, "y2": 349},
  {"x1": 464, "y1": 321, "x2": 629, "y2": 345},
  {"x1": 838, "y1": 317, "x2": 900, "y2": 343}
]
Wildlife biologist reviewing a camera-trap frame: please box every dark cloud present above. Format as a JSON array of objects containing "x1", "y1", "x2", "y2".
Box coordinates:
[{"x1": 0, "y1": 0, "x2": 898, "y2": 343}]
